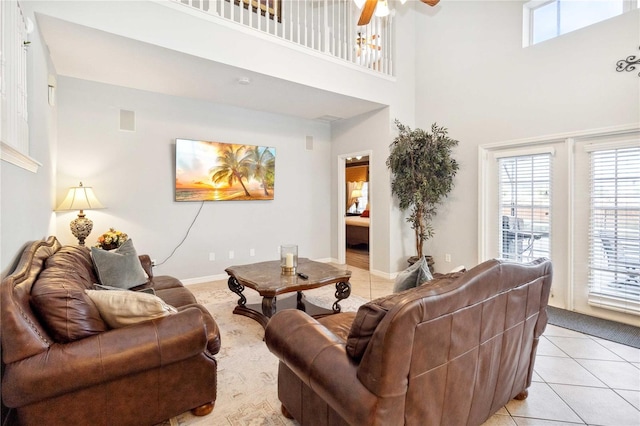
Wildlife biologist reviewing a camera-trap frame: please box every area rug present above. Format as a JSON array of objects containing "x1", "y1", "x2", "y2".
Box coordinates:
[
  {"x1": 157, "y1": 280, "x2": 367, "y2": 426},
  {"x1": 547, "y1": 306, "x2": 640, "y2": 349}
]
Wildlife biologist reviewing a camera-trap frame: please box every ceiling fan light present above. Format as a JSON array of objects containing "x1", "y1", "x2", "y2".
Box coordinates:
[
  {"x1": 374, "y1": 0, "x2": 390, "y2": 17},
  {"x1": 354, "y1": 0, "x2": 366, "y2": 9}
]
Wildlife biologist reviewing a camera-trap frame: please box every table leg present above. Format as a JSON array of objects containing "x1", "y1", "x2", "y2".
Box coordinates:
[
  {"x1": 296, "y1": 291, "x2": 306, "y2": 311},
  {"x1": 227, "y1": 276, "x2": 246, "y2": 307},
  {"x1": 332, "y1": 281, "x2": 351, "y2": 312},
  {"x1": 262, "y1": 296, "x2": 276, "y2": 318}
]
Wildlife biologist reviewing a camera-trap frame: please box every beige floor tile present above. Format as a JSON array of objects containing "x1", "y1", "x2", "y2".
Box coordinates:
[
  {"x1": 545, "y1": 336, "x2": 624, "y2": 361},
  {"x1": 551, "y1": 383, "x2": 640, "y2": 426},
  {"x1": 512, "y1": 418, "x2": 585, "y2": 425},
  {"x1": 369, "y1": 274, "x2": 394, "y2": 284},
  {"x1": 531, "y1": 370, "x2": 544, "y2": 382},
  {"x1": 347, "y1": 269, "x2": 371, "y2": 281},
  {"x1": 495, "y1": 407, "x2": 510, "y2": 415},
  {"x1": 593, "y1": 338, "x2": 640, "y2": 363},
  {"x1": 537, "y1": 337, "x2": 570, "y2": 357},
  {"x1": 543, "y1": 325, "x2": 592, "y2": 339},
  {"x1": 616, "y1": 389, "x2": 640, "y2": 411},
  {"x1": 482, "y1": 413, "x2": 518, "y2": 425},
  {"x1": 505, "y1": 382, "x2": 583, "y2": 423},
  {"x1": 534, "y1": 356, "x2": 606, "y2": 387},
  {"x1": 575, "y1": 359, "x2": 640, "y2": 391}
]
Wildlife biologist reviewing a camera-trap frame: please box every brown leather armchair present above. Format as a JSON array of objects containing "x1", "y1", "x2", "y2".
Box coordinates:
[
  {"x1": 1, "y1": 237, "x2": 220, "y2": 425},
  {"x1": 266, "y1": 258, "x2": 552, "y2": 426}
]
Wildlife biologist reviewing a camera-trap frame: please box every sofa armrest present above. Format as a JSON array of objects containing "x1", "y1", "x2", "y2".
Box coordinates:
[
  {"x1": 265, "y1": 310, "x2": 377, "y2": 424},
  {"x1": 3, "y1": 308, "x2": 208, "y2": 407},
  {"x1": 138, "y1": 254, "x2": 154, "y2": 278}
]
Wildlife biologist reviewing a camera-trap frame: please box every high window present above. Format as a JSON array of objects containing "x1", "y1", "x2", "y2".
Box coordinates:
[
  {"x1": 588, "y1": 146, "x2": 640, "y2": 311},
  {"x1": 0, "y1": 0, "x2": 39, "y2": 172},
  {"x1": 498, "y1": 154, "x2": 551, "y2": 262},
  {"x1": 524, "y1": 0, "x2": 639, "y2": 46}
]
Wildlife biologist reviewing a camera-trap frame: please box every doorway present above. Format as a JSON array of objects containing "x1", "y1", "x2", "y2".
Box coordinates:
[{"x1": 345, "y1": 155, "x2": 370, "y2": 270}]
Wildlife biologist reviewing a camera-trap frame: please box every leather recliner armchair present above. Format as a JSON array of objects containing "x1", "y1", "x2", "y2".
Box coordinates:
[{"x1": 266, "y1": 258, "x2": 552, "y2": 426}]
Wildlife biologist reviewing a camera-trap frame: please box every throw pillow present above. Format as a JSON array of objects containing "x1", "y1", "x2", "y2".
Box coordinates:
[
  {"x1": 393, "y1": 256, "x2": 433, "y2": 293},
  {"x1": 360, "y1": 210, "x2": 370, "y2": 218},
  {"x1": 91, "y1": 239, "x2": 147, "y2": 289},
  {"x1": 93, "y1": 283, "x2": 156, "y2": 295},
  {"x1": 85, "y1": 289, "x2": 177, "y2": 328},
  {"x1": 346, "y1": 302, "x2": 389, "y2": 361}
]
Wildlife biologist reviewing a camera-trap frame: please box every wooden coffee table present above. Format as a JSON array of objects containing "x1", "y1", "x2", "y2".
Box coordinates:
[{"x1": 225, "y1": 258, "x2": 352, "y2": 329}]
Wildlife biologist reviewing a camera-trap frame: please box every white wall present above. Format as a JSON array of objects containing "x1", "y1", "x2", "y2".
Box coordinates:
[
  {"x1": 55, "y1": 77, "x2": 332, "y2": 281},
  {"x1": 0, "y1": 3, "x2": 57, "y2": 275},
  {"x1": 414, "y1": 1, "x2": 640, "y2": 272}
]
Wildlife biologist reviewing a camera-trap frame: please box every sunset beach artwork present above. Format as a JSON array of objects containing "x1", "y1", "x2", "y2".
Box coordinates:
[{"x1": 175, "y1": 138, "x2": 276, "y2": 202}]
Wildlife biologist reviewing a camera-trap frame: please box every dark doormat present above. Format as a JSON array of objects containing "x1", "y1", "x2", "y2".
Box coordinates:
[{"x1": 547, "y1": 306, "x2": 640, "y2": 349}]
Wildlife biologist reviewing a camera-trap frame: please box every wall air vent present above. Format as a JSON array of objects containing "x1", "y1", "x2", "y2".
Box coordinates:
[{"x1": 315, "y1": 115, "x2": 342, "y2": 123}]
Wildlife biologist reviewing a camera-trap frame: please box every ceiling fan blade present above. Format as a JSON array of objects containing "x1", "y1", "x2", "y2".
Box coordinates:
[
  {"x1": 357, "y1": 0, "x2": 377, "y2": 26},
  {"x1": 421, "y1": 0, "x2": 441, "y2": 6}
]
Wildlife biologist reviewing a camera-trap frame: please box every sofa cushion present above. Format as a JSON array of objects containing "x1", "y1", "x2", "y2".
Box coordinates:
[
  {"x1": 44, "y1": 245, "x2": 99, "y2": 285},
  {"x1": 393, "y1": 256, "x2": 433, "y2": 293},
  {"x1": 91, "y1": 239, "x2": 148, "y2": 289},
  {"x1": 31, "y1": 246, "x2": 107, "y2": 343},
  {"x1": 85, "y1": 289, "x2": 178, "y2": 329}
]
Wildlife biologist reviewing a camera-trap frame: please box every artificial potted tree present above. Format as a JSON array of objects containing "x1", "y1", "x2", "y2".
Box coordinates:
[{"x1": 386, "y1": 119, "x2": 460, "y2": 271}]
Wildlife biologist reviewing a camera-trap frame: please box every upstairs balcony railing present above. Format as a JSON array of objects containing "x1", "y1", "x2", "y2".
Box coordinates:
[{"x1": 173, "y1": 0, "x2": 395, "y2": 75}]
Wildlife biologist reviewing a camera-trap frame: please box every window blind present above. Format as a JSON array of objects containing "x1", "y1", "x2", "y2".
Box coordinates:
[
  {"x1": 589, "y1": 146, "x2": 640, "y2": 312},
  {"x1": 498, "y1": 153, "x2": 551, "y2": 263}
]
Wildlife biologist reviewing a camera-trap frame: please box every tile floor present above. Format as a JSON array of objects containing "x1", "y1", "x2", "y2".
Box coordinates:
[{"x1": 344, "y1": 264, "x2": 640, "y2": 426}]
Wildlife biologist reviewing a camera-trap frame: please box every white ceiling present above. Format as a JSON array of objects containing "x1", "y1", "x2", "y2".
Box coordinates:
[{"x1": 36, "y1": 13, "x2": 385, "y2": 122}]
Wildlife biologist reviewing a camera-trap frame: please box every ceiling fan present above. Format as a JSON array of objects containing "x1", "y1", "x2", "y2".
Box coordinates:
[{"x1": 357, "y1": 0, "x2": 441, "y2": 26}]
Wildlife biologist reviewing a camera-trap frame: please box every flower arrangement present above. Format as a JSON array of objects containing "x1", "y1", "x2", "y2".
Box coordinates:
[{"x1": 95, "y1": 228, "x2": 128, "y2": 250}]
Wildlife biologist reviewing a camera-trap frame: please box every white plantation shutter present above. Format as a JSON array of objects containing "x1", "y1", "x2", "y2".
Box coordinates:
[
  {"x1": 588, "y1": 144, "x2": 640, "y2": 313},
  {"x1": 498, "y1": 153, "x2": 551, "y2": 263}
]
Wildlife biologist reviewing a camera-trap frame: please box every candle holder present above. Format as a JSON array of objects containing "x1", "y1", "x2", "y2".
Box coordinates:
[{"x1": 280, "y1": 244, "x2": 298, "y2": 275}]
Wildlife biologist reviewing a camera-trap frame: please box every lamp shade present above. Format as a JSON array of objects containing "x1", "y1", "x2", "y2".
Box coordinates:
[
  {"x1": 374, "y1": 0, "x2": 390, "y2": 17},
  {"x1": 351, "y1": 189, "x2": 363, "y2": 199},
  {"x1": 56, "y1": 182, "x2": 105, "y2": 211}
]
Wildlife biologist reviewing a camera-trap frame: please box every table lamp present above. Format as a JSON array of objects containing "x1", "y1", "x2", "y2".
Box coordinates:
[{"x1": 56, "y1": 182, "x2": 105, "y2": 246}]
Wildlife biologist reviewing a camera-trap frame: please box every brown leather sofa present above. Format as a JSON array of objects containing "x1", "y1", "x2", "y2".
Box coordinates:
[
  {"x1": 265, "y1": 258, "x2": 552, "y2": 426},
  {"x1": 1, "y1": 236, "x2": 220, "y2": 426}
]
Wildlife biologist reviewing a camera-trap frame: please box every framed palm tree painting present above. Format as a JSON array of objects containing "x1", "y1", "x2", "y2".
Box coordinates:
[{"x1": 175, "y1": 138, "x2": 276, "y2": 201}]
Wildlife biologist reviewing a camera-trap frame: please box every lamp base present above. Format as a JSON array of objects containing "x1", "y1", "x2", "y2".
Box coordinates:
[
  {"x1": 281, "y1": 266, "x2": 296, "y2": 276},
  {"x1": 70, "y1": 213, "x2": 93, "y2": 246}
]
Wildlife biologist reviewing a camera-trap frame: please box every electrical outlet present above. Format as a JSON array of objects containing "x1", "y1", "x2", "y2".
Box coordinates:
[
  {"x1": 151, "y1": 259, "x2": 156, "y2": 267},
  {"x1": 250, "y1": 248, "x2": 255, "y2": 257},
  {"x1": 229, "y1": 250, "x2": 234, "y2": 259},
  {"x1": 209, "y1": 252, "x2": 215, "y2": 261},
  {"x1": 445, "y1": 254, "x2": 451, "y2": 263}
]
